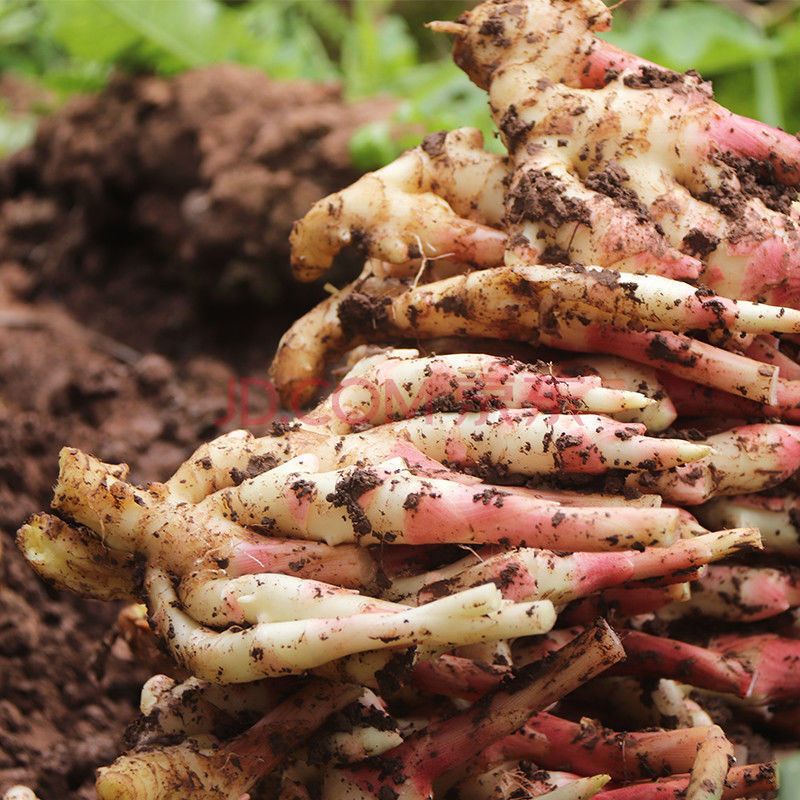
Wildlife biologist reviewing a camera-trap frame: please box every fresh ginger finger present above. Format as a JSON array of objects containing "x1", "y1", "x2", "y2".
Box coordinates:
[
  {"x1": 556, "y1": 355, "x2": 676, "y2": 433},
  {"x1": 385, "y1": 269, "x2": 781, "y2": 403},
  {"x1": 684, "y1": 726, "x2": 735, "y2": 800},
  {"x1": 697, "y1": 493, "x2": 800, "y2": 557},
  {"x1": 709, "y1": 110, "x2": 800, "y2": 186},
  {"x1": 290, "y1": 130, "x2": 507, "y2": 281},
  {"x1": 323, "y1": 620, "x2": 624, "y2": 800},
  {"x1": 657, "y1": 565, "x2": 800, "y2": 624},
  {"x1": 383, "y1": 410, "x2": 710, "y2": 475},
  {"x1": 96, "y1": 678, "x2": 362, "y2": 800},
  {"x1": 16, "y1": 512, "x2": 137, "y2": 601},
  {"x1": 709, "y1": 633, "x2": 800, "y2": 704},
  {"x1": 558, "y1": 584, "x2": 691, "y2": 627},
  {"x1": 483, "y1": 714, "x2": 715, "y2": 783},
  {"x1": 389, "y1": 528, "x2": 759, "y2": 606},
  {"x1": 148, "y1": 569, "x2": 556, "y2": 681},
  {"x1": 510, "y1": 259, "x2": 800, "y2": 335},
  {"x1": 210, "y1": 453, "x2": 684, "y2": 550},
  {"x1": 179, "y1": 571, "x2": 402, "y2": 628},
  {"x1": 269, "y1": 266, "x2": 787, "y2": 407},
  {"x1": 226, "y1": 536, "x2": 378, "y2": 589},
  {"x1": 514, "y1": 628, "x2": 753, "y2": 698},
  {"x1": 589, "y1": 764, "x2": 776, "y2": 800},
  {"x1": 627, "y1": 423, "x2": 800, "y2": 504},
  {"x1": 310, "y1": 349, "x2": 652, "y2": 434}
]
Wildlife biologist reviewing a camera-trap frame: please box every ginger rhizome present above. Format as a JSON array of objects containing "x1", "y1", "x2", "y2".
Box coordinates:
[{"x1": 18, "y1": 1, "x2": 800, "y2": 798}]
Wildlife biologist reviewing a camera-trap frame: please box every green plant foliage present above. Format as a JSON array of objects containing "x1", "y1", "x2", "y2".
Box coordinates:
[
  {"x1": 0, "y1": 0, "x2": 798, "y2": 166},
  {"x1": 780, "y1": 751, "x2": 800, "y2": 799}
]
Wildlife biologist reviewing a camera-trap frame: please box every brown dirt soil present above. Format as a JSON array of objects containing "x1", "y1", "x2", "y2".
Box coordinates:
[
  {"x1": 0, "y1": 63, "x2": 392, "y2": 366},
  {"x1": 0, "y1": 65, "x2": 390, "y2": 799}
]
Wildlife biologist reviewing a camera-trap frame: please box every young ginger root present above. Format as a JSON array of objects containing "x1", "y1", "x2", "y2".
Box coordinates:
[{"x1": 16, "y1": 1, "x2": 800, "y2": 798}]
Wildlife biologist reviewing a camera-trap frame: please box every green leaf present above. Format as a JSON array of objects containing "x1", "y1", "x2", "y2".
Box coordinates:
[
  {"x1": 343, "y1": 3, "x2": 418, "y2": 98},
  {"x1": 605, "y1": 3, "x2": 776, "y2": 74},
  {"x1": 779, "y1": 752, "x2": 800, "y2": 800}
]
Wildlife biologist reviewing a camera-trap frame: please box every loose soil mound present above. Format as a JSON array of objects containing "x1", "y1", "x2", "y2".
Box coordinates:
[
  {"x1": 0, "y1": 63, "x2": 391, "y2": 364},
  {"x1": 0, "y1": 65, "x2": 390, "y2": 799}
]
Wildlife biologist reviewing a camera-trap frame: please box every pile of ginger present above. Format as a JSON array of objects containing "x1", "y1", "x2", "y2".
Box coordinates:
[{"x1": 15, "y1": 1, "x2": 800, "y2": 798}]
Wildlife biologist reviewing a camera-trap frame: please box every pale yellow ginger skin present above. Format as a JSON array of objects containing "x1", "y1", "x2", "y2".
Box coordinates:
[
  {"x1": 290, "y1": 128, "x2": 508, "y2": 281},
  {"x1": 684, "y1": 726, "x2": 735, "y2": 800},
  {"x1": 17, "y1": 512, "x2": 138, "y2": 600},
  {"x1": 180, "y1": 569, "x2": 401, "y2": 628},
  {"x1": 269, "y1": 262, "x2": 800, "y2": 408},
  {"x1": 96, "y1": 738, "x2": 245, "y2": 800},
  {"x1": 22, "y1": 447, "x2": 563, "y2": 680},
  {"x1": 148, "y1": 568, "x2": 556, "y2": 682},
  {"x1": 306, "y1": 347, "x2": 653, "y2": 435},
  {"x1": 449, "y1": 0, "x2": 800, "y2": 303},
  {"x1": 451, "y1": 765, "x2": 610, "y2": 800},
  {"x1": 556, "y1": 355, "x2": 676, "y2": 432},
  {"x1": 503, "y1": 258, "x2": 800, "y2": 335}
]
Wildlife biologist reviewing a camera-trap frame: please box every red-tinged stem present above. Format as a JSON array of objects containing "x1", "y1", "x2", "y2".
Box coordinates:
[
  {"x1": 559, "y1": 584, "x2": 688, "y2": 626},
  {"x1": 623, "y1": 528, "x2": 760, "y2": 585},
  {"x1": 589, "y1": 763, "x2": 777, "y2": 800},
  {"x1": 710, "y1": 634, "x2": 800, "y2": 704},
  {"x1": 580, "y1": 39, "x2": 666, "y2": 90},
  {"x1": 399, "y1": 480, "x2": 683, "y2": 551},
  {"x1": 710, "y1": 109, "x2": 800, "y2": 185},
  {"x1": 657, "y1": 371, "x2": 757, "y2": 420},
  {"x1": 515, "y1": 628, "x2": 754, "y2": 698},
  {"x1": 660, "y1": 371, "x2": 800, "y2": 424},
  {"x1": 626, "y1": 568, "x2": 706, "y2": 588},
  {"x1": 481, "y1": 713, "x2": 713, "y2": 782},
  {"x1": 603, "y1": 631, "x2": 753, "y2": 697},
  {"x1": 212, "y1": 678, "x2": 362, "y2": 791},
  {"x1": 744, "y1": 335, "x2": 800, "y2": 381},
  {"x1": 335, "y1": 621, "x2": 624, "y2": 800},
  {"x1": 542, "y1": 324, "x2": 779, "y2": 404},
  {"x1": 414, "y1": 528, "x2": 758, "y2": 607},
  {"x1": 410, "y1": 654, "x2": 509, "y2": 701},
  {"x1": 674, "y1": 565, "x2": 799, "y2": 623},
  {"x1": 228, "y1": 536, "x2": 377, "y2": 589}
]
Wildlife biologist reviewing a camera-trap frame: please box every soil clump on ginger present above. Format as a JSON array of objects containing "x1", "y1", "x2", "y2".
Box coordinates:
[{"x1": 0, "y1": 65, "x2": 390, "y2": 799}]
